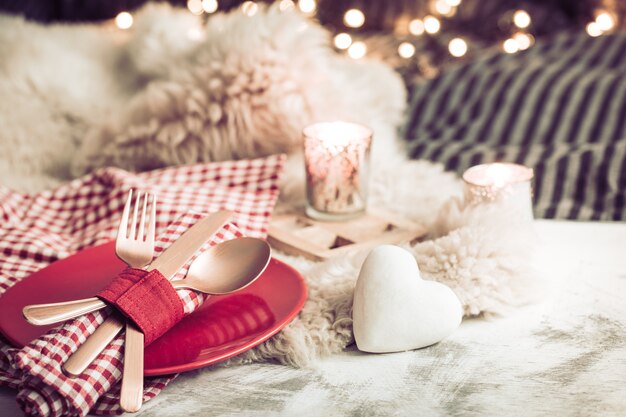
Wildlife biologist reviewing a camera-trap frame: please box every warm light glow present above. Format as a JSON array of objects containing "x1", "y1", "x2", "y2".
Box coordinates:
[
  {"x1": 344, "y1": 9, "x2": 365, "y2": 28},
  {"x1": 464, "y1": 162, "x2": 533, "y2": 188},
  {"x1": 279, "y1": 0, "x2": 295, "y2": 12},
  {"x1": 513, "y1": 32, "x2": 533, "y2": 50},
  {"x1": 241, "y1": 1, "x2": 258, "y2": 16},
  {"x1": 201, "y1": 0, "x2": 218, "y2": 13},
  {"x1": 187, "y1": 26, "x2": 205, "y2": 41},
  {"x1": 408, "y1": 19, "x2": 425, "y2": 36},
  {"x1": 435, "y1": 0, "x2": 453, "y2": 16},
  {"x1": 298, "y1": 0, "x2": 317, "y2": 14},
  {"x1": 424, "y1": 15, "x2": 441, "y2": 34},
  {"x1": 334, "y1": 33, "x2": 352, "y2": 49},
  {"x1": 187, "y1": 0, "x2": 203, "y2": 15},
  {"x1": 503, "y1": 38, "x2": 519, "y2": 53},
  {"x1": 398, "y1": 42, "x2": 416, "y2": 58},
  {"x1": 513, "y1": 10, "x2": 531, "y2": 28},
  {"x1": 484, "y1": 164, "x2": 513, "y2": 188},
  {"x1": 445, "y1": 0, "x2": 462, "y2": 6},
  {"x1": 304, "y1": 121, "x2": 371, "y2": 157},
  {"x1": 347, "y1": 41, "x2": 367, "y2": 59},
  {"x1": 595, "y1": 11, "x2": 615, "y2": 31},
  {"x1": 448, "y1": 37, "x2": 468, "y2": 57},
  {"x1": 586, "y1": 21, "x2": 603, "y2": 37},
  {"x1": 115, "y1": 12, "x2": 133, "y2": 30}
]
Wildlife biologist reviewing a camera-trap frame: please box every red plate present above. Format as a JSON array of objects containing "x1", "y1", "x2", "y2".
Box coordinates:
[{"x1": 0, "y1": 241, "x2": 307, "y2": 376}]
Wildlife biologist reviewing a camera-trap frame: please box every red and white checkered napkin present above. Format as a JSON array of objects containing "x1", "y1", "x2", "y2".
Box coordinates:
[
  {"x1": 0, "y1": 155, "x2": 285, "y2": 416},
  {"x1": 11, "y1": 217, "x2": 243, "y2": 417}
]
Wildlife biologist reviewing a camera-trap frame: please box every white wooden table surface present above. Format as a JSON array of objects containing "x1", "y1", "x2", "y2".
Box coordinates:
[{"x1": 1, "y1": 219, "x2": 625, "y2": 416}]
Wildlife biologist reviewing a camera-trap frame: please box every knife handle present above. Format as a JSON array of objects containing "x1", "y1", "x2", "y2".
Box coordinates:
[
  {"x1": 63, "y1": 313, "x2": 125, "y2": 376},
  {"x1": 120, "y1": 322, "x2": 144, "y2": 413},
  {"x1": 23, "y1": 297, "x2": 107, "y2": 326}
]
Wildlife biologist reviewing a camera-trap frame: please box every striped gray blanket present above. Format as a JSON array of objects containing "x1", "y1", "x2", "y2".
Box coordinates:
[{"x1": 404, "y1": 32, "x2": 626, "y2": 221}]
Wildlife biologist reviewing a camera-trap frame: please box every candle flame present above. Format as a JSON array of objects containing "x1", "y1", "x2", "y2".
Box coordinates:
[
  {"x1": 485, "y1": 163, "x2": 512, "y2": 187},
  {"x1": 304, "y1": 122, "x2": 371, "y2": 156}
]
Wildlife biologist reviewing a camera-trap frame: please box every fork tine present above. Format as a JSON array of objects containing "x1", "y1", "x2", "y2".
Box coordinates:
[
  {"x1": 147, "y1": 194, "x2": 156, "y2": 244},
  {"x1": 118, "y1": 190, "x2": 132, "y2": 240},
  {"x1": 130, "y1": 191, "x2": 141, "y2": 240},
  {"x1": 138, "y1": 192, "x2": 148, "y2": 241}
]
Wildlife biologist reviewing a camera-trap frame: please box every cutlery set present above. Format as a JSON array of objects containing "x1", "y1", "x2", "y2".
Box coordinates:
[{"x1": 22, "y1": 190, "x2": 272, "y2": 413}]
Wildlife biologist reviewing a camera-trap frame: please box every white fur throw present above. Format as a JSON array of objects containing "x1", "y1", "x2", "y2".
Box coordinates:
[
  {"x1": 0, "y1": 4, "x2": 536, "y2": 366},
  {"x1": 75, "y1": 3, "x2": 406, "y2": 181}
]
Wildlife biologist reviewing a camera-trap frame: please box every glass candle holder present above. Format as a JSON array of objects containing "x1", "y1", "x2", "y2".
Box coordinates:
[
  {"x1": 463, "y1": 162, "x2": 535, "y2": 221},
  {"x1": 303, "y1": 121, "x2": 373, "y2": 221}
]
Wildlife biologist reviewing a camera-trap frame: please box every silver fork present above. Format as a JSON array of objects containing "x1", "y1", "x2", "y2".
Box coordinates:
[
  {"x1": 115, "y1": 189, "x2": 156, "y2": 268},
  {"x1": 22, "y1": 191, "x2": 156, "y2": 325},
  {"x1": 61, "y1": 190, "x2": 155, "y2": 412},
  {"x1": 115, "y1": 190, "x2": 156, "y2": 413}
]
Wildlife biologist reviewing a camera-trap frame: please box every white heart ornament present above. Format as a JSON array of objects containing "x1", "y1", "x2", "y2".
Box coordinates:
[{"x1": 353, "y1": 245, "x2": 463, "y2": 353}]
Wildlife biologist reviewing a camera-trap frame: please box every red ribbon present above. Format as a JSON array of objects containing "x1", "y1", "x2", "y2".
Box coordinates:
[{"x1": 97, "y1": 268, "x2": 184, "y2": 345}]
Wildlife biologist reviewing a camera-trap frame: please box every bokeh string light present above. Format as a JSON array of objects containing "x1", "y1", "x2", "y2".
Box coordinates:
[
  {"x1": 187, "y1": 0, "x2": 203, "y2": 15},
  {"x1": 202, "y1": 0, "x2": 219, "y2": 14},
  {"x1": 408, "y1": 19, "x2": 425, "y2": 36},
  {"x1": 448, "y1": 37, "x2": 468, "y2": 57},
  {"x1": 586, "y1": 21, "x2": 603, "y2": 37},
  {"x1": 423, "y1": 15, "x2": 441, "y2": 34},
  {"x1": 434, "y1": 0, "x2": 454, "y2": 17},
  {"x1": 115, "y1": 11, "x2": 133, "y2": 29},
  {"x1": 334, "y1": 33, "x2": 352, "y2": 50},
  {"x1": 347, "y1": 41, "x2": 367, "y2": 59},
  {"x1": 298, "y1": 0, "x2": 316, "y2": 15},
  {"x1": 119, "y1": 1, "x2": 620, "y2": 68},
  {"x1": 398, "y1": 42, "x2": 416, "y2": 59},
  {"x1": 587, "y1": 10, "x2": 616, "y2": 37},
  {"x1": 513, "y1": 32, "x2": 533, "y2": 51},
  {"x1": 513, "y1": 10, "x2": 531, "y2": 29},
  {"x1": 241, "y1": 1, "x2": 258, "y2": 16},
  {"x1": 344, "y1": 9, "x2": 365, "y2": 28},
  {"x1": 503, "y1": 38, "x2": 519, "y2": 54},
  {"x1": 596, "y1": 11, "x2": 615, "y2": 31}
]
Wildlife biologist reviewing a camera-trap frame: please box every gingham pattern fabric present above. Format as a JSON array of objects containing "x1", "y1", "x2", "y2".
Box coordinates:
[
  {"x1": 0, "y1": 154, "x2": 284, "y2": 291},
  {"x1": 0, "y1": 155, "x2": 284, "y2": 416},
  {"x1": 14, "y1": 217, "x2": 242, "y2": 417}
]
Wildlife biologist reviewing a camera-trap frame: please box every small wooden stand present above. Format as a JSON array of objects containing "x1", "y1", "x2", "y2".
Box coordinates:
[{"x1": 267, "y1": 210, "x2": 427, "y2": 261}]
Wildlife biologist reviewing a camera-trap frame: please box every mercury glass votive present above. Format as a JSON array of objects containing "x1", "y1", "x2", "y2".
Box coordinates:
[
  {"x1": 463, "y1": 162, "x2": 535, "y2": 221},
  {"x1": 303, "y1": 121, "x2": 373, "y2": 221}
]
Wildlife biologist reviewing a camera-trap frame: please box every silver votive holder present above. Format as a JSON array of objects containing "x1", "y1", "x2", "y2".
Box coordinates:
[
  {"x1": 303, "y1": 121, "x2": 373, "y2": 221},
  {"x1": 463, "y1": 162, "x2": 535, "y2": 221}
]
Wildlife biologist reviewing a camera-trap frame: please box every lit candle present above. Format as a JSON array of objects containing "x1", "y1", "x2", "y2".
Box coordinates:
[
  {"x1": 463, "y1": 163, "x2": 534, "y2": 220},
  {"x1": 303, "y1": 121, "x2": 372, "y2": 221}
]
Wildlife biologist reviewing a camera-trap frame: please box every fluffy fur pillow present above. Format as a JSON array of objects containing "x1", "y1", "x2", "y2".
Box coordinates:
[
  {"x1": 0, "y1": 4, "x2": 406, "y2": 192},
  {"x1": 71, "y1": 3, "x2": 407, "y2": 176}
]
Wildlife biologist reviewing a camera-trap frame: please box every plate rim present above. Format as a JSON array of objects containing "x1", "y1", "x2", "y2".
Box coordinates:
[{"x1": 145, "y1": 258, "x2": 308, "y2": 376}]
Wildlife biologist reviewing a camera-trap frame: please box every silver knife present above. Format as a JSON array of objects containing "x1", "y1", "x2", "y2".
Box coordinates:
[
  {"x1": 24, "y1": 210, "x2": 235, "y2": 325},
  {"x1": 62, "y1": 210, "x2": 233, "y2": 376}
]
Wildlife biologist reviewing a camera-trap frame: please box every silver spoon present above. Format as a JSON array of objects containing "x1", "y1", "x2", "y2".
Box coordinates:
[
  {"x1": 23, "y1": 238, "x2": 272, "y2": 326},
  {"x1": 170, "y1": 237, "x2": 271, "y2": 294}
]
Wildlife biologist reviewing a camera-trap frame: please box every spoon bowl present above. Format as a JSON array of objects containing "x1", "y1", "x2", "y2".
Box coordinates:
[{"x1": 172, "y1": 237, "x2": 272, "y2": 294}]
